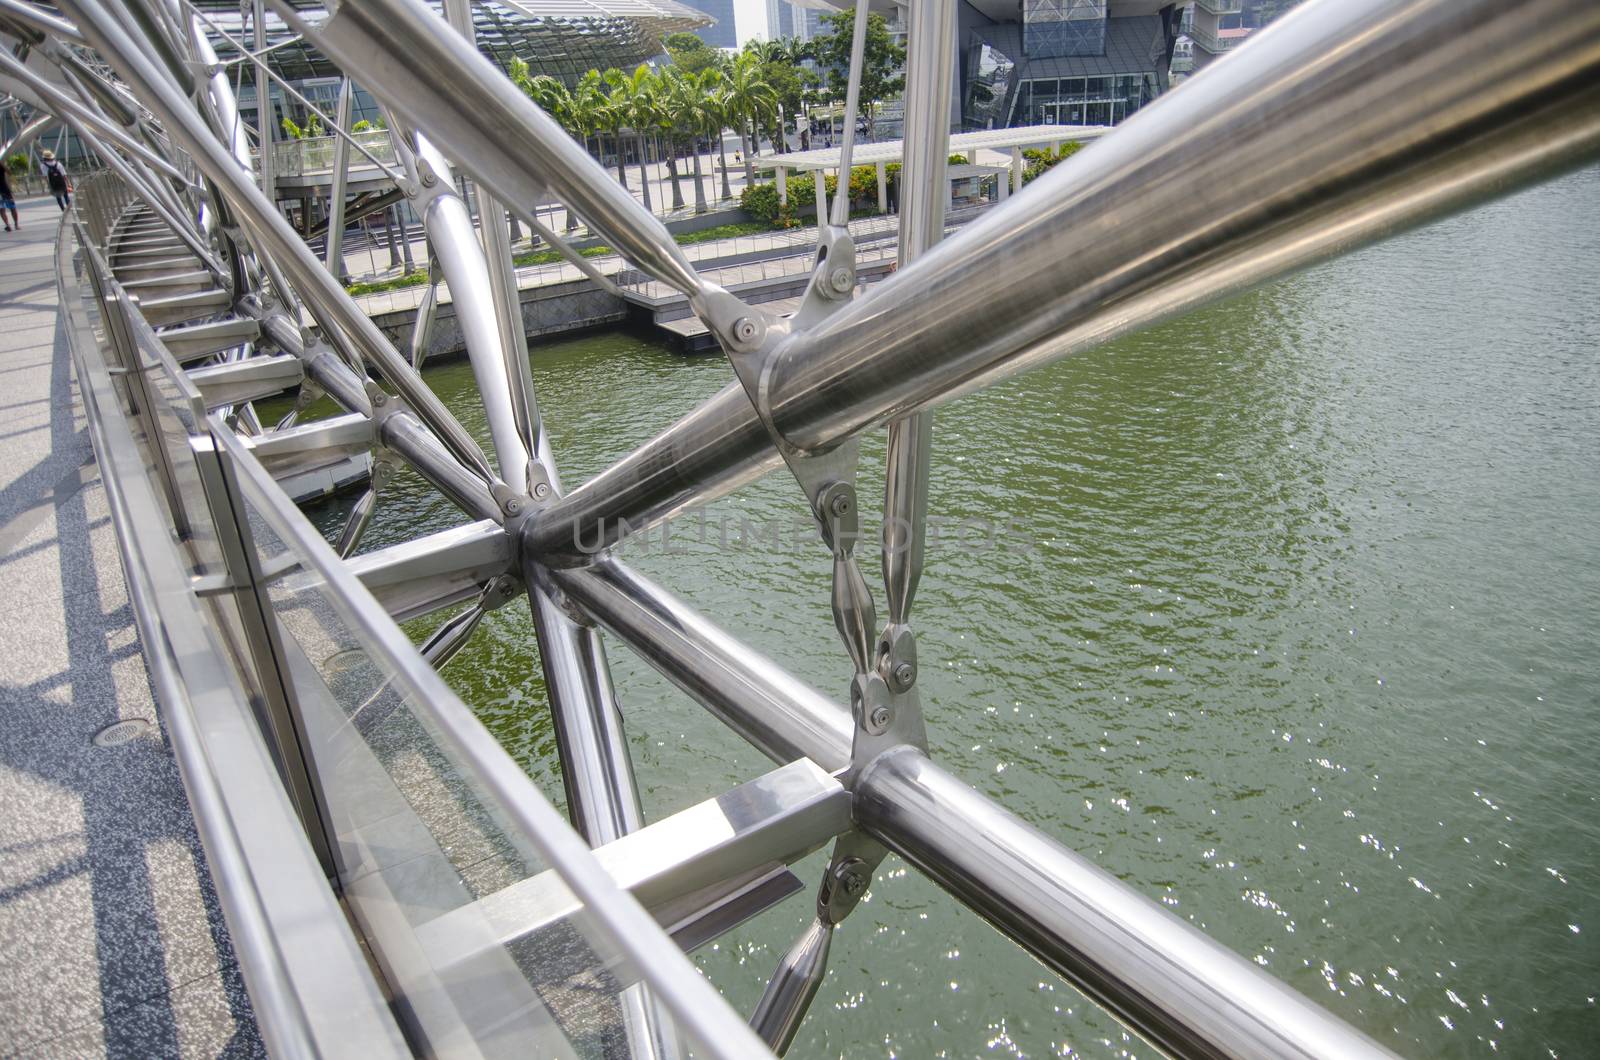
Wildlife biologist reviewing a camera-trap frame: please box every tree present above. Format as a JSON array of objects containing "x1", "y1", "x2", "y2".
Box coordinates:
[
  {"x1": 663, "y1": 32, "x2": 722, "y2": 76},
  {"x1": 692, "y1": 67, "x2": 735, "y2": 201},
  {"x1": 568, "y1": 70, "x2": 609, "y2": 159},
  {"x1": 598, "y1": 67, "x2": 631, "y2": 188},
  {"x1": 656, "y1": 67, "x2": 690, "y2": 210},
  {"x1": 662, "y1": 67, "x2": 711, "y2": 213},
  {"x1": 606, "y1": 64, "x2": 660, "y2": 212},
  {"x1": 756, "y1": 58, "x2": 814, "y2": 153},
  {"x1": 814, "y1": 10, "x2": 904, "y2": 138},
  {"x1": 722, "y1": 51, "x2": 778, "y2": 185},
  {"x1": 509, "y1": 57, "x2": 573, "y2": 131}
]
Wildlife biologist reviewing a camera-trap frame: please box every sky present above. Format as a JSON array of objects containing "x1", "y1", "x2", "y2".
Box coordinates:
[{"x1": 731, "y1": 0, "x2": 773, "y2": 45}]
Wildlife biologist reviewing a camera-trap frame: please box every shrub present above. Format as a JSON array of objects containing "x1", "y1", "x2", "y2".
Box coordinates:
[
  {"x1": 352, "y1": 119, "x2": 372, "y2": 133},
  {"x1": 1021, "y1": 139, "x2": 1086, "y2": 185},
  {"x1": 742, "y1": 166, "x2": 883, "y2": 227}
]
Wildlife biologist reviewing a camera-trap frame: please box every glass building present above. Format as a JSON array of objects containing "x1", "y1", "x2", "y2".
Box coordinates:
[
  {"x1": 192, "y1": 0, "x2": 715, "y2": 135},
  {"x1": 679, "y1": 0, "x2": 738, "y2": 48},
  {"x1": 957, "y1": 0, "x2": 1181, "y2": 132},
  {"x1": 1023, "y1": 0, "x2": 1108, "y2": 58}
]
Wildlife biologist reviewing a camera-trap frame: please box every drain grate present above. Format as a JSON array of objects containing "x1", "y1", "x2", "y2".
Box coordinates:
[{"x1": 93, "y1": 719, "x2": 153, "y2": 747}]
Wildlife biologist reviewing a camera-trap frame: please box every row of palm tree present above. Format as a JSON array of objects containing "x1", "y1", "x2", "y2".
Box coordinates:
[{"x1": 508, "y1": 52, "x2": 779, "y2": 216}]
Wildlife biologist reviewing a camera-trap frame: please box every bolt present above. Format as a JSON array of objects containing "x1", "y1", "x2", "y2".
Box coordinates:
[
  {"x1": 499, "y1": 580, "x2": 516, "y2": 596},
  {"x1": 892, "y1": 661, "x2": 915, "y2": 689},
  {"x1": 829, "y1": 492, "x2": 852, "y2": 517},
  {"x1": 732, "y1": 317, "x2": 758, "y2": 344},
  {"x1": 505, "y1": 497, "x2": 524, "y2": 515},
  {"x1": 533, "y1": 482, "x2": 551, "y2": 499},
  {"x1": 371, "y1": 391, "x2": 386, "y2": 406},
  {"x1": 844, "y1": 872, "x2": 867, "y2": 897},
  {"x1": 869, "y1": 705, "x2": 891, "y2": 729},
  {"x1": 830, "y1": 267, "x2": 853, "y2": 293}
]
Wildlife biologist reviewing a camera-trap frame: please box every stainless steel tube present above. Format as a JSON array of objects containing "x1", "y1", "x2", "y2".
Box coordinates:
[
  {"x1": 855, "y1": 747, "x2": 1398, "y2": 1060},
  {"x1": 59, "y1": 0, "x2": 499, "y2": 486},
  {"x1": 255, "y1": 313, "x2": 503, "y2": 525},
  {"x1": 553, "y1": 559, "x2": 1397, "y2": 1056},
  {"x1": 0, "y1": 0, "x2": 85, "y2": 43},
  {"x1": 881, "y1": 0, "x2": 953, "y2": 625},
  {"x1": 278, "y1": 0, "x2": 710, "y2": 302},
  {"x1": 440, "y1": 0, "x2": 542, "y2": 473},
  {"x1": 764, "y1": 0, "x2": 1600, "y2": 452},
  {"x1": 895, "y1": 0, "x2": 953, "y2": 262},
  {"x1": 411, "y1": 133, "x2": 531, "y2": 485},
  {"x1": 548, "y1": 559, "x2": 853, "y2": 774},
  {"x1": 526, "y1": 0, "x2": 1600, "y2": 557},
  {"x1": 525, "y1": 381, "x2": 779, "y2": 557},
  {"x1": 250, "y1": 0, "x2": 273, "y2": 205},
  {"x1": 324, "y1": 78, "x2": 353, "y2": 278},
  {"x1": 527, "y1": 584, "x2": 644, "y2": 844}
]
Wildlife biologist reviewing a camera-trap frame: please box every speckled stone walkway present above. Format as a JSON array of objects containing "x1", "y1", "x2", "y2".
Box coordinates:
[{"x1": 0, "y1": 197, "x2": 261, "y2": 1057}]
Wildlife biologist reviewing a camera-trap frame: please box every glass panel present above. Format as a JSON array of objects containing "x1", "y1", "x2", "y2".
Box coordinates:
[
  {"x1": 1023, "y1": 0, "x2": 1107, "y2": 58},
  {"x1": 1031, "y1": 78, "x2": 1060, "y2": 126},
  {"x1": 213, "y1": 421, "x2": 738, "y2": 1058}
]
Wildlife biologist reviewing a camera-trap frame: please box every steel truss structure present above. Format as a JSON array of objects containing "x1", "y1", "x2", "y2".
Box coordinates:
[{"x1": 11, "y1": 0, "x2": 1600, "y2": 1055}]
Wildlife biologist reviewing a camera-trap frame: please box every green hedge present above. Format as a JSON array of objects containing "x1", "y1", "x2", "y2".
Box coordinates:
[
  {"x1": 741, "y1": 163, "x2": 900, "y2": 227},
  {"x1": 1021, "y1": 140, "x2": 1086, "y2": 185}
]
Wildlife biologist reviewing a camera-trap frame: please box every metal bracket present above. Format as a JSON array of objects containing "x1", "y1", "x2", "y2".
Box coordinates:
[{"x1": 273, "y1": 376, "x2": 325, "y2": 431}]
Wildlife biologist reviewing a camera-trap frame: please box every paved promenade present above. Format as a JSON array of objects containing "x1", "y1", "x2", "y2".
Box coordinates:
[{"x1": 0, "y1": 198, "x2": 259, "y2": 1056}]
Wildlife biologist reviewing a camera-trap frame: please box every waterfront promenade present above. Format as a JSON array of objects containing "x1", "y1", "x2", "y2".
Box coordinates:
[{"x1": 0, "y1": 198, "x2": 258, "y2": 1055}]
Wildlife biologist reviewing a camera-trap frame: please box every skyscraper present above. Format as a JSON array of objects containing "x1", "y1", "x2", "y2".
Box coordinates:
[
  {"x1": 765, "y1": 0, "x2": 822, "y2": 42},
  {"x1": 681, "y1": 0, "x2": 738, "y2": 48}
]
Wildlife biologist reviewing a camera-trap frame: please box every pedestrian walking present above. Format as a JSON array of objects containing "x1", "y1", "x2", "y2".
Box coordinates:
[
  {"x1": 0, "y1": 161, "x2": 17, "y2": 231},
  {"x1": 41, "y1": 150, "x2": 70, "y2": 211}
]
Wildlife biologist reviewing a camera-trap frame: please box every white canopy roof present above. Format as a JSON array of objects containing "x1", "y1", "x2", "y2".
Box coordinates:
[{"x1": 757, "y1": 125, "x2": 1114, "y2": 173}]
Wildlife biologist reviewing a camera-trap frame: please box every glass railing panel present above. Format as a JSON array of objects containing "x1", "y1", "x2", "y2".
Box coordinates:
[
  {"x1": 210, "y1": 417, "x2": 725, "y2": 1059},
  {"x1": 126, "y1": 297, "x2": 231, "y2": 581}
]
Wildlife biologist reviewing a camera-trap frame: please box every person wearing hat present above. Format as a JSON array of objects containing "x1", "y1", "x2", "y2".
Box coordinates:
[{"x1": 40, "y1": 150, "x2": 70, "y2": 211}]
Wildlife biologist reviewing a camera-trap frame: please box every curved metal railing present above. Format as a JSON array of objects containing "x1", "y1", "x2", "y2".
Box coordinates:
[{"x1": 11, "y1": 0, "x2": 1600, "y2": 1055}]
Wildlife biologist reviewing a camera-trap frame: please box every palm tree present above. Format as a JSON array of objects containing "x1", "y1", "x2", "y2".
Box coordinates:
[
  {"x1": 657, "y1": 67, "x2": 692, "y2": 211},
  {"x1": 606, "y1": 64, "x2": 659, "y2": 211},
  {"x1": 666, "y1": 70, "x2": 711, "y2": 214},
  {"x1": 599, "y1": 67, "x2": 630, "y2": 188},
  {"x1": 723, "y1": 51, "x2": 778, "y2": 188},
  {"x1": 569, "y1": 70, "x2": 608, "y2": 160},
  {"x1": 693, "y1": 67, "x2": 734, "y2": 201}
]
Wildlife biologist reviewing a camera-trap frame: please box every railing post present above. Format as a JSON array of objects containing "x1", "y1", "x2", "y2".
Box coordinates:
[
  {"x1": 190, "y1": 431, "x2": 339, "y2": 878},
  {"x1": 78, "y1": 243, "x2": 193, "y2": 539}
]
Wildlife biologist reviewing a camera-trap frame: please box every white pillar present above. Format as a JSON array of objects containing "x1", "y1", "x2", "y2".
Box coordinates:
[
  {"x1": 1011, "y1": 146, "x2": 1024, "y2": 195},
  {"x1": 997, "y1": 167, "x2": 1008, "y2": 201},
  {"x1": 778, "y1": 165, "x2": 788, "y2": 206},
  {"x1": 814, "y1": 168, "x2": 828, "y2": 223},
  {"x1": 876, "y1": 161, "x2": 888, "y2": 214}
]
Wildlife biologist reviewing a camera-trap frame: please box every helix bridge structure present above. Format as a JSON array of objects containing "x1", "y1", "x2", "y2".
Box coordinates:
[{"x1": 4, "y1": 0, "x2": 1597, "y2": 1055}]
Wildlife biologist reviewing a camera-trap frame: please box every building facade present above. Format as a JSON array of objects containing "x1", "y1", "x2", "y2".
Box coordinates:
[
  {"x1": 766, "y1": 0, "x2": 826, "y2": 42},
  {"x1": 959, "y1": 0, "x2": 1181, "y2": 131},
  {"x1": 680, "y1": 0, "x2": 738, "y2": 48}
]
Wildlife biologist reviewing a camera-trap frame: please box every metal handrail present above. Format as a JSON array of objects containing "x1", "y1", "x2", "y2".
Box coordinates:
[
  {"x1": 55, "y1": 211, "x2": 410, "y2": 1059},
  {"x1": 67, "y1": 164, "x2": 776, "y2": 1060},
  {"x1": 23, "y1": 0, "x2": 1600, "y2": 1054}
]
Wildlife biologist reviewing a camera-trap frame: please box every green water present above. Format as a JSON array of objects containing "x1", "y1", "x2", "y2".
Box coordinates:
[{"x1": 302, "y1": 167, "x2": 1600, "y2": 1058}]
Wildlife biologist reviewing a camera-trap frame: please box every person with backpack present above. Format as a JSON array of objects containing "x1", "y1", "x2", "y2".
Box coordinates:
[
  {"x1": 40, "y1": 150, "x2": 70, "y2": 211},
  {"x1": 0, "y1": 161, "x2": 17, "y2": 232}
]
